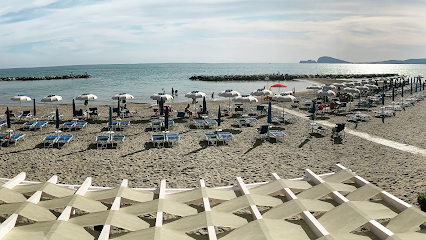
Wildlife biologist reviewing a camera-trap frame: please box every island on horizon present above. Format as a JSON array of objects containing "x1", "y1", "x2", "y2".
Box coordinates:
[{"x1": 300, "y1": 56, "x2": 426, "y2": 64}]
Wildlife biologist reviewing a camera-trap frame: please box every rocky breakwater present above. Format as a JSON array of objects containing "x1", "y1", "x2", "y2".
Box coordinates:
[
  {"x1": 0, "y1": 73, "x2": 92, "y2": 81},
  {"x1": 189, "y1": 73, "x2": 398, "y2": 81}
]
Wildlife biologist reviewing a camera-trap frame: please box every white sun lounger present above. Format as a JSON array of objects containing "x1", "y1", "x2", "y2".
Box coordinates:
[
  {"x1": 311, "y1": 124, "x2": 328, "y2": 135},
  {"x1": 166, "y1": 134, "x2": 179, "y2": 147},
  {"x1": 56, "y1": 135, "x2": 72, "y2": 148},
  {"x1": 151, "y1": 134, "x2": 165, "y2": 148},
  {"x1": 96, "y1": 136, "x2": 109, "y2": 149},
  {"x1": 43, "y1": 135, "x2": 58, "y2": 148},
  {"x1": 6, "y1": 134, "x2": 26, "y2": 146},
  {"x1": 107, "y1": 121, "x2": 120, "y2": 130},
  {"x1": 269, "y1": 130, "x2": 286, "y2": 143}
]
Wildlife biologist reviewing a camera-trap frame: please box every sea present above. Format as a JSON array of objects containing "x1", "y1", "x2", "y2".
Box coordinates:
[{"x1": 0, "y1": 63, "x2": 425, "y2": 107}]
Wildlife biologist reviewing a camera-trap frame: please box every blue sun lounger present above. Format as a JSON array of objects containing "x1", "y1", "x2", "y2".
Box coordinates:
[
  {"x1": 150, "y1": 121, "x2": 162, "y2": 132},
  {"x1": 151, "y1": 134, "x2": 165, "y2": 148},
  {"x1": 269, "y1": 130, "x2": 286, "y2": 143},
  {"x1": 62, "y1": 122, "x2": 75, "y2": 132},
  {"x1": 204, "y1": 119, "x2": 218, "y2": 128},
  {"x1": 193, "y1": 119, "x2": 205, "y2": 129},
  {"x1": 166, "y1": 134, "x2": 179, "y2": 147},
  {"x1": 205, "y1": 133, "x2": 218, "y2": 146},
  {"x1": 96, "y1": 136, "x2": 110, "y2": 149},
  {"x1": 7, "y1": 134, "x2": 26, "y2": 146},
  {"x1": 111, "y1": 135, "x2": 125, "y2": 148},
  {"x1": 43, "y1": 135, "x2": 58, "y2": 148},
  {"x1": 107, "y1": 121, "x2": 120, "y2": 130},
  {"x1": 33, "y1": 122, "x2": 48, "y2": 130},
  {"x1": 0, "y1": 121, "x2": 6, "y2": 130},
  {"x1": 218, "y1": 132, "x2": 233, "y2": 145},
  {"x1": 56, "y1": 135, "x2": 72, "y2": 148},
  {"x1": 118, "y1": 121, "x2": 130, "y2": 130},
  {"x1": 74, "y1": 121, "x2": 87, "y2": 130}
]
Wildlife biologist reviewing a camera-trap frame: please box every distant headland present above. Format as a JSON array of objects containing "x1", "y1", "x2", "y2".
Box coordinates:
[{"x1": 300, "y1": 56, "x2": 426, "y2": 64}]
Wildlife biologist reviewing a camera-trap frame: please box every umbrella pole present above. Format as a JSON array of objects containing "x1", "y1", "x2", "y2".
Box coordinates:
[{"x1": 20, "y1": 101, "x2": 22, "y2": 113}]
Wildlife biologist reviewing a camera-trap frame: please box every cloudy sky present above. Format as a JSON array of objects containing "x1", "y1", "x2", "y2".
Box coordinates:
[{"x1": 1, "y1": 0, "x2": 425, "y2": 68}]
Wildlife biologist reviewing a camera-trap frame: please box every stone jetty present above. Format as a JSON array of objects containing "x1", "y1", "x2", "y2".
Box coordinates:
[
  {"x1": 0, "y1": 73, "x2": 91, "y2": 81},
  {"x1": 189, "y1": 73, "x2": 398, "y2": 81}
]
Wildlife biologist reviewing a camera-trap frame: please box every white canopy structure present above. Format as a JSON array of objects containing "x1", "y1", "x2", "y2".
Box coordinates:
[
  {"x1": 343, "y1": 87, "x2": 361, "y2": 94},
  {"x1": 322, "y1": 84, "x2": 336, "y2": 90},
  {"x1": 0, "y1": 164, "x2": 423, "y2": 240},
  {"x1": 150, "y1": 93, "x2": 173, "y2": 101},
  {"x1": 10, "y1": 95, "x2": 31, "y2": 112},
  {"x1": 219, "y1": 89, "x2": 240, "y2": 108},
  {"x1": 112, "y1": 93, "x2": 134, "y2": 101},
  {"x1": 306, "y1": 84, "x2": 322, "y2": 90},
  {"x1": 41, "y1": 95, "x2": 62, "y2": 110},
  {"x1": 250, "y1": 88, "x2": 273, "y2": 96},
  {"x1": 316, "y1": 89, "x2": 336, "y2": 97},
  {"x1": 76, "y1": 93, "x2": 98, "y2": 101},
  {"x1": 272, "y1": 93, "x2": 296, "y2": 116}
]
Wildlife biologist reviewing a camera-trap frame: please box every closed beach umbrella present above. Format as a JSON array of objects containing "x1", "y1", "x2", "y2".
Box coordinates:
[
  {"x1": 267, "y1": 102, "x2": 272, "y2": 124},
  {"x1": 272, "y1": 93, "x2": 295, "y2": 116},
  {"x1": 322, "y1": 84, "x2": 336, "y2": 90},
  {"x1": 202, "y1": 97, "x2": 207, "y2": 112},
  {"x1": 217, "y1": 106, "x2": 221, "y2": 127},
  {"x1": 10, "y1": 95, "x2": 31, "y2": 113},
  {"x1": 55, "y1": 107, "x2": 60, "y2": 129},
  {"x1": 310, "y1": 102, "x2": 316, "y2": 120},
  {"x1": 164, "y1": 107, "x2": 169, "y2": 130},
  {"x1": 159, "y1": 97, "x2": 164, "y2": 115},
  {"x1": 316, "y1": 89, "x2": 336, "y2": 97},
  {"x1": 401, "y1": 81, "x2": 404, "y2": 98},
  {"x1": 306, "y1": 84, "x2": 322, "y2": 90},
  {"x1": 72, "y1": 99, "x2": 76, "y2": 117},
  {"x1": 410, "y1": 78, "x2": 413, "y2": 94},
  {"x1": 109, "y1": 106, "x2": 113, "y2": 127},
  {"x1": 33, "y1": 99, "x2": 36, "y2": 116},
  {"x1": 112, "y1": 93, "x2": 134, "y2": 101},
  {"x1": 219, "y1": 89, "x2": 240, "y2": 108},
  {"x1": 150, "y1": 93, "x2": 173, "y2": 101},
  {"x1": 117, "y1": 99, "x2": 120, "y2": 117},
  {"x1": 6, "y1": 107, "x2": 11, "y2": 129}
]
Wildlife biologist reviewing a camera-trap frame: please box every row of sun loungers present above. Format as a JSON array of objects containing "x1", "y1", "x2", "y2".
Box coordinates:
[
  {"x1": 235, "y1": 117, "x2": 257, "y2": 127},
  {"x1": 150, "y1": 121, "x2": 173, "y2": 131},
  {"x1": 96, "y1": 135, "x2": 125, "y2": 149},
  {"x1": 22, "y1": 121, "x2": 48, "y2": 130},
  {"x1": 42, "y1": 135, "x2": 73, "y2": 148},
  {"x1": 151, "y1": 134, "x2": 180, "y2": 148},
  {"x1": 61, "y1": 121, "x2": 88, "y2": 131},
  {"x1": 193, "y1": 119, "x2": 218, "y2": 129}
]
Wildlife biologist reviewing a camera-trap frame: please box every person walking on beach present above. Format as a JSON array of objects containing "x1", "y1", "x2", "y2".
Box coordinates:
[
  {"x1": 211, "y1": 92, "x2": 214, "y2": 99},
  {"x1": 172, "y1": 87, "x2": 174, "y2": 95}
]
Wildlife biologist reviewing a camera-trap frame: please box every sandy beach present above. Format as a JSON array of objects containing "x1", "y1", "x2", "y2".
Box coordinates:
[{"x1": 0, "y1": 78, "x2": 425, "y2": 206}]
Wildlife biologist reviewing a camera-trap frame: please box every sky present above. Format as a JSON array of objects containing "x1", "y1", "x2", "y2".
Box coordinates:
[{"x1": 0, "y1": 0, "x2": 425, "y2": 68}]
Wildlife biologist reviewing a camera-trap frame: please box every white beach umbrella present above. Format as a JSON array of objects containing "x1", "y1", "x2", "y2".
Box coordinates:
[
  {"x1": 250, "y1": 88, "x2": 272, "y2": 96},
  {"x1": 272, "y1": 93, "x2": 296, "y2": 116},
  {"x1": 218, "y1": 89, "x2": 240, "y2": 108},
  {"x1": 344, "y1": 82, "x2": 354, "y2": 86},
  {"x1": 150, "y1": 93, "x2": 173, "y2": 101},
  {"x1": 316, "y1": 89, "x2": 336, "y2": 97},
  {"x1": 356, "y1": 85, "x2": 369, "y2": 91},
  {"x1": 185, "y1": 91, "x2": 206, "y2": 109},
  {"x1": 343, "y1": 87, "x2": 360, "y2": 94},
  {"x1": 10, "y1": 95, "x2": 31, "y2": 112},
  {"x1": 306, "y1": 84, "x2": 322, "y2": 90},
  {"x1": 366, "y1": 84, "x2": 378, "y2": 90},
  {"x1": 352, "y1": 81, "x2": 361, "y2": 86},
  {"x1": 41, "y1": 94, "x2": 63, "y2": 111},
  {"x1": 112, "y1": 93, "x2": 134, "y2": 101},
  {"x1": 333, "y1": 82, "x2": 346, "y2": 88},
  {"x1": 76, "y1": 93, "x2": 98, "y2": 101},
  {"x1": 233, "y1": 94, "x2": 258, "y2": 113},
  {"x1": 322, "y1": 84, "x2": 336, "y2": 90}
]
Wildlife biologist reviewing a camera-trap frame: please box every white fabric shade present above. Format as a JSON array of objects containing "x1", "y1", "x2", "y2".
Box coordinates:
[
  {"x1": 150, "y1": 93, "x2": 173, "y2": 101},
  {"x1": 232, "y1": 95, "x2": 258, "y2": 103},
  {"x1": 218, "y1": 89, "x2": 240, "y2": 98},
  {"x1": 76, "y1": 93, "x2": 98, "y2": 101},
  {"x1": 185, "y1": 91, "x2": 206, "y2": 99},
  {"x1": 10, "y1": 95, "x2": 31, "y2": 102},
  {"x1": 41, "y1": 95, "x2": 62, "y2": 102},
  {"x1": 112, "y1": 93, "x2": 134, "y2": 100},
  {"x1": 316, "y1": 89, "x2": 336, "y2": 97},
  {"x1": 250, "y1": 89, "x2": 272, "y2": 96}
]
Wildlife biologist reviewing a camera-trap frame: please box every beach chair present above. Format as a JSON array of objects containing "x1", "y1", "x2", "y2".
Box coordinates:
[
  {"x1": 251, "y1": 105, "x2": 266, "y2": 115},
  {"x1": 61, "y1": 122, "x2": 75, "y2": 132},
  {"x1": 311, "y1": 123, "x2": 328, "y2": 135},
  {"x1": 332, "y1": 123, "x2": 346, "y2": 138},
  {"x1": 0, "y1": 134, "x2": 8, "y2": 147},
  {"x1": 89, "y1": 108, "x2": 99, "y2": 119},
  {"x1": 0, "y1": 121, "x2": 6, "y2": 130},
  {"x1": 193, "y1": 119, "x2": 205, "y2": 129},
  {"x1": 220, "y1": 109, "x2": 230, "y2": 117},
  {"x1": 57, "y1": 135, "x2": 72, "y2": 148},
  {"x1": 43, "y1": 135, "x2": 58, "y2": 148},
  {"x1": 291, "y1": 100, "x2": 300, "y2": 108},
  {"x1": 166, "y1": 134, "x2": 179, "y2": 147},
  {"x1": 150, "y1": 121, "x2": 161, "y2": 131},
  {"x1": 218, "y1": 132, "x2": 233, "y2": 145},
  {"x1": 7, "y1": 134, "x2": 26, "y2": 146},
  {"x1": 204, "y1": 119, "x2": 218, "y2": 129},
  {"x1": 22, "y1": 121, "x2": 36, "y2": 130},
  {"x1": 107, "y1": 121, "x2": 120, "y2": 130},
  {"x1": 33, "y1": 121, "x2": 48, "y2": 131},
  {"x1": 177, "y1": 112, "x2": 186, "y2": 119},
  {"x1": 257, "y1": 125, "x2": 269, "y2": 141},
  {"x1": 111, "y1": 135, "x2": 125, "y2": 148},
  {"x1": 373, "y1": 109, "x2": 395, "y2": 117},
  {"x1": 166, "y1": 120, "x2": 174, "y2": 130},
  {"x1": 205, "y1": 133, "x2": 218, "y2": 146},
  {"x1": 74, "y1": 121, "x2": 87, "y2": 130},
  {"x1": 244, "y1": 117, "x2": 257, "y2": 127},
  {"x1": 235, "y1": 118, "x2": 247, "y2": 127},
  {"x1": 17, "y1": 111, "x2": 31, "y2": 120},
  {"x1": 118, "y1": 121, "x2": 130, "y2": 131},
  {"x1": 151, "y1": 134, "x2": 165, "y2": 148},
  {"x1": 269, "y1": 130, "x2": 286, "y2": 143},
  {"x1": 96, "y1": 136, "x2": 110, "y2": 149}
]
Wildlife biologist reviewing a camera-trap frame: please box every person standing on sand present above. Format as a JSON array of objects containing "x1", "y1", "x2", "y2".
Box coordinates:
[
  {"x1": 211, "y1": 92, "x2": 214, "y2": 99},
  {"x1": 172, "y1": 87, "x2": 174, "y2": 95}
]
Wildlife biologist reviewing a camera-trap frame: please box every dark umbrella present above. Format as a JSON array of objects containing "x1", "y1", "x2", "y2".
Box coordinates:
[
  {"x1": 381, "y1": 82, "x2": 385, "y2": 105},
  {"x1": 72, "y1": 99, "x2": 76, "y2": 117},
  {"x1": 203, "y1": 97, "x2": 207, "y2": 113},
  {"x1": 6, "y1": 107, "x2": 11, "y2": 129},
  {"x1": 311, "y1": 101, "x2": 316, "y2": 120},
  {"x1": 402, "y1": 81, "x2": 404, "y2": 98},
  {"x1": 410, "y1": 78, "x2": 413, "y2": 94},
  {"x1": 33, "y1": 99, "x2": 36, "y2": 116},
  {"x1": 55, "y1": 107, "x2": 60, "y2": 129},
  {"x1": 218, "y1": 105, "x2": 221, "y2": 127},
  {"x1": 159, "y1": 97, "x2": 164, "y2": 116},
  {"x1": 164, "y1": 107, "x2": 169, "y2": 130},
  {"x1": 109, "y1": 106, "x2": 113, "y2": 127},
  {"x1": 392, "y1": 87, "x2": 395, "y2": 102},
  {"x1": 117, "y1": 99, "x2": 120, "y2": 117},
  {"x1": 415, "y1": 80, "x2": 418, "y2": 92},
  {"x1": 267, "y1": 102, "x2": 272, "y2": 124}
]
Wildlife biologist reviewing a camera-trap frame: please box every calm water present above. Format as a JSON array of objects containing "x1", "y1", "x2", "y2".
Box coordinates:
[{"x1": 0, "y1": 63, "x2": 425, "y2": 106}]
